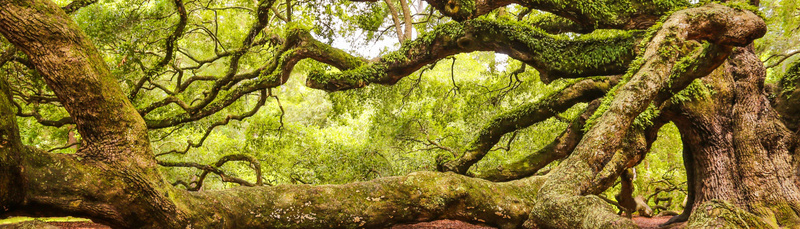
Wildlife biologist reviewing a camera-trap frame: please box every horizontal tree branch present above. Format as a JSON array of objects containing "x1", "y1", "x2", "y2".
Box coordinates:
[
  {"x1": 415, "y1": 0, "x2": 685, "y2": 30},
  {"x1": 154, "y1": 90, "x2": 267, "y2": 156},
  {"x1": 764, "y1": 49, "x2": 800, "y2": 69},
  {"x1": 61, "y1": 0, "x2": 98, "y2": 14},
  {"x1": 14, "y1": 145, "x2": 546, "y2": 228},
  {"x1": 305, "y1": 19, "x2": 638, "y2": 91},
  {"x1": 472, "y1": 99, "x2": 600, "y2": 182},
  {"x1": 438, "y1": 77, "x2": 617, "y2": 174},
  {"x1": 159, "y1": 153, "x2": 264, "y2": 190}
]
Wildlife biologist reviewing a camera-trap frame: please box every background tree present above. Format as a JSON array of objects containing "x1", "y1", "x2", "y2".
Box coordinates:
[{"x1": 1, "y1": 0, "x2": 799, "y2": 228}]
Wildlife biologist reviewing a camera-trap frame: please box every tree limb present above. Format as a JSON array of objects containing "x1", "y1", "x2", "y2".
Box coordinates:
[
  {"x1": 472, "y1": 99, "x2": 600, "y2": 181},
  {"x1": 62, "y1": 0, "x2": 98, "y2": 14},
  {"x1": 129, "y1": 0, "x2": 189, "y2": 100},
  {"x1": 528, "y1": 4, "x2": 764, "y2": 228},
  {"x1": 306, "y1": 19, "x2": 638, "y2": 91},
  {"x1": 419, "y1": 0, "x2": 685, "y2": 30},
  {"x1": 155, "y1": 89, "x2": 267, "y2": 157},
  {"x1": 438, "y1": 77, "x2": 617, "y2": 174},
  {"x1": 159, "y1": 153, "x2": 265, "y2": 191}
]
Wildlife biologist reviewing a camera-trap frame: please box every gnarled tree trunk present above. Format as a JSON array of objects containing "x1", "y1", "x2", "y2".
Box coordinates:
[
  {"x1": 2, "y1": 0, "x2": 797, "y2": 228},
  {"x1": 665, "y1": 46, "x2": 800, "y2": 228}
]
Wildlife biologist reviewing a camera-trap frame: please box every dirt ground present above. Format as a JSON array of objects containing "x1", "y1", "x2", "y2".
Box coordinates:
[
  {"x1": 391, "y1": 217, "x2": 684, "y2": 229},
  {"x1": 3, "y1": 216, "x2": 684, "y2": 228},
  {"x1": 633, "y1": 216, "x2": 686, "y2": 229}
]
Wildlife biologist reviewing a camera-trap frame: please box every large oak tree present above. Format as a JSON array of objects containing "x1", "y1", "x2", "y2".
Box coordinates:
[{"x1": 2, "y1": 0, "x2": 799, "y2": 228}]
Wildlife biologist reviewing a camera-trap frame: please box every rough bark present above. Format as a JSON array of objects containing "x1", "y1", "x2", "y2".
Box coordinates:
[
  {"x1": 421, "y1": 0, "x2": 684, "y2": 30},
  {"x1": 0, "y1": 0, "x2": 788, "y2": 229},
  {"x1": 616, "y1": 169, "x2": 638, "y2": 218},
  {"x1": 305, "y1": 18, "x2": 638, "y2": 90},
  {"x1": 10, "y1": 144, "x2": 546, "y2": 228},
  {"x1": 665, "y1": 46, "x2": 800, "y2": 228},
  {"x1": 0, "y1": 1, "x2": 541, "y2": 228},
  {"x1": 525, "y1": 4, "x2": 764, "y2": 228},
  {"x1": 0, "y1": 0, "x2": 184, "y2": 227},
  {"x1": 0, "y1": 0, "x2": 151, "y2": 164},
  {"x1": 0, "y1": 75, "x2": 24, "y2": 213},
  {"x1": 661, "y1": 137, "x2": 696, "y2": 226}
]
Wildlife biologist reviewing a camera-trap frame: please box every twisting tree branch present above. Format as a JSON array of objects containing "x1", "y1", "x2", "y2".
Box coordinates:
[
  {"x1": 62, "y1": 0, "x2": 99, "y2": 14},
  {"x1": 418, "y1": 0, "x2": 682, "y2": 30},
  {"x1": 438, "y1": 77, "x2": 618, "y2": 174},
  {"x1": 764, "y1": 49, "x2": 800, "y2": 69},
  {"x1": 156, "y1": 90, "x2": 268, "y2": 157},
  {"x1": 267, "y1": 88, "x2": 285, "y2": 131},
  {"x1": 447, "y1": 57, "x2": 459, "y2": 94},
  {"x1": 159, "y1": 153, "x2": 266, "y2": 191},
  {"x1": 479, "y1": 64, "x2": 526, "y2": 105},
  {"x1": 130, "y1": 0, "x2": 280, "y2": 129},
  {"x1": 47, "y1": 142, "x2": 80, "y2": 152},
  {"x1": 305, "y1": 19, "x2": 638, "y2": 91},
  {"x1": 11, "y1": 100, "x2": 73, "y2": 127},
  {"x1": 396, "y1": 120, "x2": 459, "y2": 156},
  {"x1": 129, "y1": 0, "x2": 189, "y2": 100},
  {"x1": 473, "y1": 100, "x2": 596, "y2": 182}
]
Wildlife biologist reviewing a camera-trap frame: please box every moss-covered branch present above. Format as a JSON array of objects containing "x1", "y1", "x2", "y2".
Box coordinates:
[
  {"x1": 180, "y1": 172, "x2": 544, "y2": 228},
  {"x1": 61, "y1": 0, "x2": 98, "y2": 14},
  {"x1": 774, "y1": 61, "x2": 800, "y2": 131},
  {"x1": 11, "y1": 144, "x2": 547, "y2": 228},
  {"x1": 143, "y1": 28, "x2": 366, "y2": 128},
  {"x1": 138, "y1": 14, "x2": 638, "y2": 128},
  {"x1": 0, "y1": 77, "x2": 24, "y2": 212},
  {"x1": 471, "y1": 100, "x2": 600, "y2": 182},
  {"x1": 525, "y1": 13, "x2": 592, "y2": 34},
  {"x1": 526, "y1": 4, "x2": 765, "y2": 228},
  {"x1": 421, "y1": 0, "x2": 688, "y2": 30},
  {"x1": 0, "y1": 0, "x2": 153, "y2": 164},
  {"x1": 438, "y1": 77, "x2": 616, "y2": 174},
  {"x1": 307, "y1": 19, "x2": 638, "y2": 91}
]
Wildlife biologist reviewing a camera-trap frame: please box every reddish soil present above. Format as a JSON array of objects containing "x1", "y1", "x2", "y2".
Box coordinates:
[
  {"x1": 391, "y1": 216, "x2": 685, "y2": 229},
  {"x1": 392, "y1": 220, "x2": 495, "y2": 229},
  {"x1": 28, "y1": 217, "x2": 685, "y2": 228},
  {"x1": 41, "y1": 221, "x2": 111, "y2": 229},
  {"x1": 633, "y1": 216, "x2": 686, "y2": 229}
]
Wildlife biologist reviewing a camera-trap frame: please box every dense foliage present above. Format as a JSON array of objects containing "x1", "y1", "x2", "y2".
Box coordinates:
[{"x1": 1, "y1": 0, "x2": 798, "y2": 226}]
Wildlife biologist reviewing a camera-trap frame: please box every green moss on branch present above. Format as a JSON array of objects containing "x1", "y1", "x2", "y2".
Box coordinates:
[
  {"x1": 439, "y1": 77, "x2": 615, "y2": 174},
  {"x1": 305, "y1": 18, "x2": 638, "y2": 91}
]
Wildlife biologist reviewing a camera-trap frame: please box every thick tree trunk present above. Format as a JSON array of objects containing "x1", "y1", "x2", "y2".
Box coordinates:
[
  {"x1": 0, "y1": 1, "x2": 551, "y2": 228},
  {"x1": 665, "y1": 47, "x2": 800, "y2": 228},
  {"x1": 0, "y1": 73, "x2": 24, "y2": 213},
  {"x1": 0, "y1": 0, "x2": 189, "y2": 227},
  {"x1": 1, "y1": 0, "x2": 790, "y2": 228},
  {"x1": 524, "y1": 4, "x2": 766, "y2": 228}
]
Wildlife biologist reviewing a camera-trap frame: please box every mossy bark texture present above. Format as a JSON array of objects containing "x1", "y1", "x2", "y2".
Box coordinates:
[
  {"x1": 2, "y1": 0, "x2": 797, "y2": 228},
  {"x1": 665, "y1": 46, "x2": 800, "y2": 228}
]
